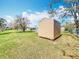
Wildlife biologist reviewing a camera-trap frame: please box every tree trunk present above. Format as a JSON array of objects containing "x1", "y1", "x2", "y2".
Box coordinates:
[
  {"x1": 73, "y1": 12, "x2": 79, "y2": 36},
  {"x1": 23, "y1": 27, "x2": 26, "y2": 32},
  {"x1": 75, "y1": 20, "x2": 79, "y2": 36}
]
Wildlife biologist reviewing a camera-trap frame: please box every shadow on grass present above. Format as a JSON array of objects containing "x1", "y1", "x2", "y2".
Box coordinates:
[
  {"x1": 0, "y1": 32, "x2": 12, "y2": 35},
  {"x1": 0, "y1": 30, "x2": 35, "y2": 35},
  {"x1": 39, "y1": 35, "x2": 62, "y2": 41},
  {"x1": 16, "y1": 31, "x2": 35, "y2": 33}
]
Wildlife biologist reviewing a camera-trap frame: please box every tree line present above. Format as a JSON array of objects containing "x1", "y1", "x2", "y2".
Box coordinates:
[{"x1": 0, "y1": 15, "x2": 30, "y2": 32}]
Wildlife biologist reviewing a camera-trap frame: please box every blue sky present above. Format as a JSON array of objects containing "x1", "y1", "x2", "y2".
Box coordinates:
[
  {"x1": 1, "y1": 0, "x2": 70, "y2": 27},
  {"x1": 0, "y1": 0, "x2": 63, "y2": 16}
]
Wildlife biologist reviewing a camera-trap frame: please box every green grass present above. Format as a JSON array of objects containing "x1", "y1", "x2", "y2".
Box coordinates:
[{"x1": 0, "y1": 30, "x2": 79, "y2": 59}]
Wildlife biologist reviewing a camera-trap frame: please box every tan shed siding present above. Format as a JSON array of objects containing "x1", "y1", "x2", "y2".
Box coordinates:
[
  {"x1": 38, "y1": 19, "x2": 60, "y2": 40},
  {"x1": 38, "y1": 19, "x2": 54, "y2": 39},
  {"x1": 54, "y1": 20, "x2": 61, "y2": 39}
]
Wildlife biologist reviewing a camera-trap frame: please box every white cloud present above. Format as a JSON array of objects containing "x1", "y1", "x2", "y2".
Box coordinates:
[
  {"x1": 22, "y1": 12, "x2": 29, "y2": 18},
  {"x1": 59, "y1": 6, "x2": 64, "y2": 9},
  {"x1": 22, "y1": 10, "x2": 49, "y2": 20},
  {"x1": 4, "y1": 16, "x2": 14, "y2": 23},
  {"x1": 21, "y1": 10, "x2": 50, "y2": 27},
  {"x1": 35, "y1": 12, "x2": 41, "y2": 14},
  {"x1": 38, "y1": 11, "x2": 49, "y2": 19},
  {"x1": 3, "y1": 16, "x2": 15, "y2": 27},
  {"x1": 28, "y1": 14, "x2": 36, "y2": 20}
]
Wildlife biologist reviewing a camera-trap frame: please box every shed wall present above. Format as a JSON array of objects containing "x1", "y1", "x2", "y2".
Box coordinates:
[
  {"x1": 38, "y1": 20, "x2": 54, "y2": 39},
  {"x1": 54, "y1": 20, "x2": 61, "y2": 39},
  {"x1": 38, "y1": 19, "x2": 60, "y2": 40}
]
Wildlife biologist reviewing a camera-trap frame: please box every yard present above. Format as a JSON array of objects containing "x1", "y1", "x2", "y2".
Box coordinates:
[{"x1": 0, "y1": 30, "x2": 79, "y2": 59}]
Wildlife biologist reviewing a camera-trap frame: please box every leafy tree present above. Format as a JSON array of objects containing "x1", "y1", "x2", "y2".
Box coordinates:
[
  {"x1": 15, "y1": 16, "x2": 30, "y2": 32},
  {"x1": 0, "y1": 18, "x2": 6, "y2": 31}
]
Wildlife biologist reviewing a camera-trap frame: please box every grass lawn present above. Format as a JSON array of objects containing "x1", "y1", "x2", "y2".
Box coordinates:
[{"x1": 0, "y1": 30, "x2": 79, "y2": 59}]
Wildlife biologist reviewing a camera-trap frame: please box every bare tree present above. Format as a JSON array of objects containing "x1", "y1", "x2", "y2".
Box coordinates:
[
  {"x1": 15, "y1": 16, "x2": 30, "y2": 32},
  {"x1": 49, "y1": 0, "x2": 79, "y2": 36},
  {"x1": 64, "y1": 0, "x2": 79, "y2": 36}
]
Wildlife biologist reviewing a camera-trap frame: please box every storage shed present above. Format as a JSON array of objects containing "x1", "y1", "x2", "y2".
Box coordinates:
[{"x1": 38, "y1": 18, "x2": 61, "y2": 40}]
